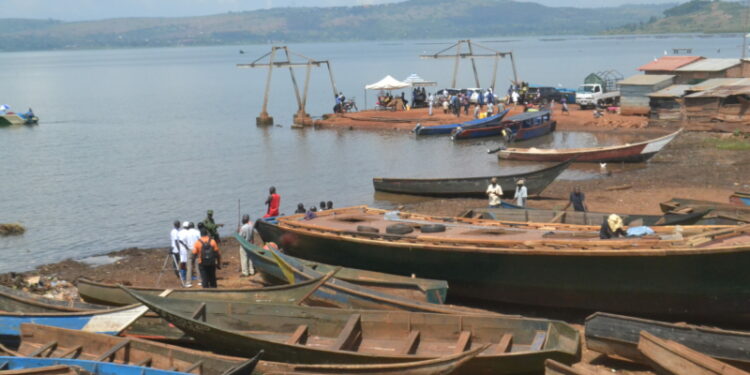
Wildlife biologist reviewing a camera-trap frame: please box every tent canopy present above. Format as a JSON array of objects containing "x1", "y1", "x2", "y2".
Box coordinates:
[
  {"x1": 403, "y1": 73, "x2": 437, "y2": 87},
  {"x1": 365, "y1": 75, "x2": 410, "y2": 90}
]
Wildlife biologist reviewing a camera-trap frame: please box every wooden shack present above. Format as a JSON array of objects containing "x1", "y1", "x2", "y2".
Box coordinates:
[
  {"x1": 648, "y1": 85, "x2": 690, "y2": 125},
  {"x1": 674, "y1": 58, "x2": 743, "y2": 84},
  {"x1": 684, "y1": 85, "x2": 750, "y2": 124},
  {"x1": 619, "y1": 74, "x2": 674, "y2": 116}
]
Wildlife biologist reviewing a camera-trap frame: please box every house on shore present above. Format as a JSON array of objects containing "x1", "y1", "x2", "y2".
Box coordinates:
[{"x1": 619, "y1": 74, "x2": 674, "y2": 116}]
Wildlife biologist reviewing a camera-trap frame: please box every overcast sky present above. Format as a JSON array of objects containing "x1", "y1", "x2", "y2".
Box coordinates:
[{"x1": 1, "y1": 0, "x2": 689, "y2": 21}]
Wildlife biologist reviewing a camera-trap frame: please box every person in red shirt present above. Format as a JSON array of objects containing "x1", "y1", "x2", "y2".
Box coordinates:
[
  {"x1": 264, "y1": 186, "x2": 281, "y2": 218},
  {"x1": 191, "y1": 227, "x2": 221, "y2": 288}
]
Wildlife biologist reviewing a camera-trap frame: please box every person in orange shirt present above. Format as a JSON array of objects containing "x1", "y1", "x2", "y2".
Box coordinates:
[{"x1": 192, "y1": 227, "x2": 221, "y2": 288}]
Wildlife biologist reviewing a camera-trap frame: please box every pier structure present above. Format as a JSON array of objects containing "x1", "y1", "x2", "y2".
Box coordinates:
[{"x1": 420, "y1": 39, "x2": 518, "y2": 91}]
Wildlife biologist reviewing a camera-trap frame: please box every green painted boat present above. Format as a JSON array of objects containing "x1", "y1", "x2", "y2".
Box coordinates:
[
  {"x1": 125, "y1": 289, "x2": 581, "y2": 375},
  {"x1": 13, "y1": 323, "x2": 481, "y2": 375},
  {"x1": 0, "y1": 285, "x2": 109, "y2": 313},
  {"x1": 255, "y1": 206, "x2": 750, "y2": 319}
]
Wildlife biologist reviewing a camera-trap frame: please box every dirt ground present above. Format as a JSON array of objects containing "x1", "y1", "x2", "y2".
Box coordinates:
[{"x1": 2, "y1": 117, "x2": 749, "y2": 375}]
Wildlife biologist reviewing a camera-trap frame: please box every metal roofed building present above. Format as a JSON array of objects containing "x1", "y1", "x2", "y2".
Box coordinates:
[
  {"x1": 638, "y1": 56, "x2": 704, "y2": 75},
  {"x1": 684, "y1": 83, "x2": 750, "y2": 124},
  {"x1": 673, "y1": 58, "x2": 746, "y2": 84},
  {"x1": 648, "y1": 84, "x2": 692, "y2": 123},
  {"x1": 619, "y1": 74, "x2": 675, "y2": 115}
]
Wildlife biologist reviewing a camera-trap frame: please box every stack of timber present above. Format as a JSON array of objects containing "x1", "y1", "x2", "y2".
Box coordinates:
[
  {"x1": 661, "y1": 197, "x2": 750, "y2": 224},
  {"x1": 125, "y1": 289, "x2": 581, "y2": 375},
  {"x1": 254, "y1": 206, "x2": 750, "y2": 318},
  {"x1": 461, "y1": 206, "x2": 710, "y2": 226},
  {"x1": 6, "y1": 323, "x2": 483, "y2": 375}
]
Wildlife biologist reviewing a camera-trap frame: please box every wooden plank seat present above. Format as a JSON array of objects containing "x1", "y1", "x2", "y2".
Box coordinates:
[
  {"x1": 30, "y1": 341, "x2": 57, "y2": 357},
  {"x1": 530, "y1": 331, "x2": 547, "y2": 351},
  {"x1": 454, "y1": 331, "x2": 472, "y2": 354},
  {"x1": 331, "y1": 314, "x2": 362, "y2": 351},
  {"x1": 285, "y1": 325, "x2": 309, "y2": 345},
  {"x1": 399, "y1": 331, "x2": 420, "y2": 355}
]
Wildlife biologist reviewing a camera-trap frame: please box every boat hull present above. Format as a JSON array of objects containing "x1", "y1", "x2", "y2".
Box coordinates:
[
  {"x1": 0, "y1": 356, "x2": 186, "y2": 375},
  {"x1": 372, "y1": 160, "x2": 572, "y2": 198},
  {"x1": 414, "y1": 110, "x2": 508, "y2": 136},
  {"x1": 730, "y1": 192, "x2": 750, "y2": 207},
  {"x1": 462, "y1": 207, "x2": 709, "y2": 226},
  {"x1": 256, "y1": 219, "x2": 750, "y2": 319}
]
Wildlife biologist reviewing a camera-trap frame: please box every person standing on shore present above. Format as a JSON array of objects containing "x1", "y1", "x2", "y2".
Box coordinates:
[
  {"x1": 486, "y1": 177, "x2": 503, "y2": 208},
  {"x1": 563, "y1": 186, "x2": 587, "y2": 212},
  {"x1": 170, "y1": 221, "x2": 181, "y2": 278},
  {"x1": 514, "y1": 179, "x2": 528, "y2": 207},
  {"x1": 561, "y1": 96, "x2": 569, "y2": 115},
  {"x1": 428, "y1": 93, "x2": 434, "y2": 116},
  {"x1": 202, "y1": 210, "x2": 223, "y2": 242},
  {"x1": 264, "y1": 186, "x2": 281, "y2": 218},
  {"x1": 177, "y1": 221, "x2": 191, "y2": 285},
  {"x1": 238, "y1": 214, "x2": 255, "y2": 276},
  {"x1": 192, "y1": 226, "x2": 221, "y2": 288},
  {"x1": 184, "y1": 222, "x2": 201, "y2": 287}
]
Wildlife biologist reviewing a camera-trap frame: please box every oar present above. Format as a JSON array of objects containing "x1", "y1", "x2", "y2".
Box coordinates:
[{"x1": 295, "y1": 267, "x2": 341, "y2": 306}]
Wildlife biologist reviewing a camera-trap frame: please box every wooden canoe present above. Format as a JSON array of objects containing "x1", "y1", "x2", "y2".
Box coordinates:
[
  {"x1": 461, "y1": 207, "x2": 710, "y2": 226},
  {"x1": 10, "y1": 323, "x2": 480, "y2": 375},
  {"x1": 497, "y1": 129, "x2": 682, "y2": 162},
  {"x1": 637, "y1": 331, "x2": 750, "y2": 375},
  {"x1": 76, "y1": 277, "x2": 327, "y2": 307},
  {"x1": 0, "y1": 364, "x2": 84, "y2": 375},
  {"x1": 0, "y1": 286, "x2": 109, "y2": 313},
  {"x1": 661, "y1": 198, "x2": 750, "y2": 224},
  {"x1": 231, "y1": 235, "x2": 447, "y2": 304},
  {"x1": 730, "y1": 192, "x2": 750, "y2": 207},
  {"x1": 254, "y1": 206, "x2": 750, "y2": 319},
  {"x1": 544, "y1": 359, "x2": 593, "y2": 375},
  {"x1": 372, "y1": 159, "x2": 572, "y2": 198},
  {"x1": 585, "y1": 312, "x2": 750, "y2": 370},
  {"x1": 413, "y1": 109, "x2": 509, "y2": 136},
  {"x1": 125, "y1": 289, "x2": 581, "y2": 375},
  {"x1": 452, "y1": 110, "x2": 554, "y2": 141},
  {"x1": 238, "y1": 235, "x2": 494, "y2": 315},
  {"x1": 0, "y1": 356, "x2": 189, "y2": 375}
]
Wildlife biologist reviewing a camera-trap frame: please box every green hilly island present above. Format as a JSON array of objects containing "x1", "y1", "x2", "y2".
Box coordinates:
[{"x1": 611, "y1": 0, "x2": 749, "y2": 34}]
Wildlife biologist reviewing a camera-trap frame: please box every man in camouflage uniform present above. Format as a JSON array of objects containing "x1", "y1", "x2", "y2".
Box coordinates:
[{"x1": 202, "y1": 210, "x2": 223, "y2": 242}]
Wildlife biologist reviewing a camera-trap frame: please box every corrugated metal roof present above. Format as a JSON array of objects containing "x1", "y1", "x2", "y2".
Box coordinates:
[
  {"x1": 618, "y1": 74, "x2": 674, "y2": 86},
  {"x1": 676, "y1": 58, "x2": 741, "y2": 72},
  {"x1": 648, "y1": 84, "x2": 692, "y2": 98},
  {"x1": 638, "y1": 56, "x2": 703, "y2": 72},
  {"x1": 686, "y1": 85, "x2": 750, "y2": 98},
  {"x1": 688, "y1": 78, "x2": 750, "y2": 92}
]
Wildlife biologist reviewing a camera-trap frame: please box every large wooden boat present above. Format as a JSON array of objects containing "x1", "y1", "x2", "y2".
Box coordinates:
[
  {"x1": 0, "y1": 285, "x2": 109, "y2": 313},
  {"x1": 413, "y1": 109, "x2": 509, "y2": 136},
  {"x1": 497, "y1": 129, "x2": 682, "y2": 162},
  {"x1": 9, "y1": 323, "x2": 480, "y2": 375},
  {"x1": 126, "y1": 289, "x2": 581, "y2": 375},
  {"x1": 254, "y1": 206, "x2": 750, "y2": 318},
  {"x1": 77, "y1": 277, "x2": 327, "y2": 307},
  {"x1": 238, "y1": 235, "x2": 493, "y2": 315},
  {"x1": 372, "y1": 159, "x2": 572, "y2": 198},
  {"x1": 730, "y1": 192, "x2": 750, "y2": 207},
  {"x1": 637, "y1": 331, "x2": 750, "y2": 375},
  {"x1": 585, "y1": 312, "x2": 750, "y2": 370},
  {"x1": 0, "y1": 356, "x2": 189, "y2": 375},
  {"x1": 461, "y1": 207, "x2": 710, "y2": 226},
  {"x1": 661, "y1": 198, "x2": 750, "y2": 224},
  {"x1": 452, "y1": 110, "x2": 554, "y2": 141}
]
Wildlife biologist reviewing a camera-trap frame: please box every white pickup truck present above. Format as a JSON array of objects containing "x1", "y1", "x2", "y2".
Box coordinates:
[{"x1": 576, "y1": 83, "x2": 620, "y2": 109}]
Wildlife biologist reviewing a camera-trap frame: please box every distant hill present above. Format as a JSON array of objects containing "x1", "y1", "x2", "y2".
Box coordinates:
[
  {"x1": 609, "y1": 0, "x2": 748, "y2": 34},
  {"x1": 0, "y1": 0, "x2": 672, "y2": 51}
]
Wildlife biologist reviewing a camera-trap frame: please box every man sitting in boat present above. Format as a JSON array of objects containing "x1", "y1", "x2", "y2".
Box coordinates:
[
  {"x1": 600, "y1": 214, "x2": 627, "y2": 239},
  {"x1": 486, "y1": 177, "x2": 503, "y2": 208}
]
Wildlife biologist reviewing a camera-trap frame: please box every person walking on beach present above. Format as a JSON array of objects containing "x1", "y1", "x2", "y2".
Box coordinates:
[
  {"x1": 428, "y1": 93, "x2": 434, "y2": 116},
  {"x1": 202, "y1": 210, "x2": 223, "y2": 242},
  {"x1": 486, "y1": 177, "x2": 504, "y2": 208},
  {"x1": 514, "y1": 179, "x2": 528, "y2": 207},
  {"x1": 561, "y1": 97, "x2": 569, "y2": 115},
  {"x1": 462, "y1": 94, "x2": 470, "y2": 116},
  {"x1": 192, "y1": 226, "x2": 221, "y2": 288},
  {"x1": 264, "y1": 186, "x2": 281, "y2": 218},
  {"x1": 563, "y1": 186, "x2": 587, "y2": 212},
  {"x1": 238, "y1": 214, "x2": 255, "y2": 276}
]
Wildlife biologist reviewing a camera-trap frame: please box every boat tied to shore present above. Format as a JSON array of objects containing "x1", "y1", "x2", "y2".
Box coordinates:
[
  {"x1": 461, "y1": 206, "x2": 710, "y2": 226},
  {"x1": 413, "y1": 109, "x2": 509, "y2": 136},
  {"x1": 452, "y1": 109, "x2": 555, "y2": 141}
]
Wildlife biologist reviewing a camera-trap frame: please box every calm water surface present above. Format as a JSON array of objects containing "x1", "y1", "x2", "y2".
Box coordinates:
[{"x1": 0, "y1": 34, "x2": 741, "y2": 272}]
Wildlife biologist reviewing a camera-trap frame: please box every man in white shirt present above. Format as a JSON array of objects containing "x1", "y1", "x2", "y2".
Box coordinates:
[
  {"x1": 184, "y1": 222, "x2": 202, "y2": 287},
  {"x1": 514, "y1": 179, "x2": 528, "y2": 207},
  {"x1": 486, "y1": 177, "x2": 503, "y2": 208},
  {"x1": 169, "y1": 221, "x2": 181, "y2": 281},
  {"x1": 238, "y1": 214, "x2": 256, "y2": 276},
  {"x1": 177, "y1": 222, "x2": 190, "y2": 286}
]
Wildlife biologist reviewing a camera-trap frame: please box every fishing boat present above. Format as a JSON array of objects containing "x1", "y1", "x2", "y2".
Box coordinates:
[
  {"x1": 230, "y1": 236, "x2": 447, "y2": 304},
  {"x1": 372, "y1": 159, "x2": 572, "y2": 198},
  {"x1": 10, "y1": 323, "x2": 481, "y2": 375},
  {"x1": 661, "y1": 198, "x2": 750, "y2": 224},
  {"x1": 544, "y1": 359, "x2": 593, "y2": 375},
  {"x1": 585, "y1": 312, "x2": 750, "y2": 370},
  {"x1": 238, "y1": 235, "x2": 493, "y2": 315},
  {"x1": 0, "y1": 356, "x2": 191, "y2": 375},
  {"x1": 125, "y1": 289, "x2": 581, "y2": 375},
  {"x1": 497, "y1": 129, "x2": 682, "y2": 162},
  {"x1": 254, "y1": 205, "x2": 750, "y2": 319},
  {"x1": 637, "y1": 331, "x2": 749, "y2": 375},
  {"x1": 730, "y1": 192, "x2": 750, "y2": 207},
  {"x1": 76, "y1": 277, "x2": 328, "y2": 307},
  {"x1": 452, "y1": 110, "x2": 555, "y2": 141},
  {"x1": 413, "y1": 110, "x2": 508, "y2": 136},
  {"x1": 461, "y1": 207, "x2": 710, "y2": 226},
  {"x1": 0, "y1": 285, "x2": 109, "y2": 313},
  {"x1": 0, "y1": 108, "x2": 38, "y2": 127}
]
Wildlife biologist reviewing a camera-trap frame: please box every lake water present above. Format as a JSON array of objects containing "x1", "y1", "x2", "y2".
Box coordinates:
[{"x1": 0, "y1": 34, "x2": 742, "y2": 272}]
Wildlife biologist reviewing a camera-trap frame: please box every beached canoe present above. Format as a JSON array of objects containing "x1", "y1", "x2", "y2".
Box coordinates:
[
  {"x1": 497, "y1": 129, "x2": 682, "y2": 162},
  {"x1": 255, "y1": 206, "x2": 750, "y2": 319},
  {"x1": 0, "y1": 364, "x2": 84, "y2": 375},
  {"x1": 452, "y1": 110, "x2": 554, "y2": 141},
  {"x1": 0, "y1": 356, "x2": 190, "y2": 375},
  {"x1": 125, "y1": 289, "x2": 580, "y2": 375},
  {"x1": 11, "y1": 323, "x2": 481, "y2": 375},
  {"x1": 77, "y1": 277, "x2": 327, "y2": 307},
  {"x1": 0, "y1": 285, "x2": 110, "y2": 313},
  {"x1": 585, "y1": 312, "x2": 750, "y2": 370},
  {"x1": 660, "y1": 198, "x2": 750, "y2": 224},
  {"x1": 461, "y1": 207, "x2": 710, "y2": 226},
  {"x1": 637, "y1": 331, "x2": 749, "y2": 375},
  {"x1": 238, "y1": 235, "x2": 493, "y2": 315},
  {"x1": 730, "y1": 192, "x2": 750, "y2": 207},
  {"x1": 413, "y1": 110, "x2": 508, "y2": 136},
  {"x1": 372, "y1": 159, "x2": 572, "y2": 198}
]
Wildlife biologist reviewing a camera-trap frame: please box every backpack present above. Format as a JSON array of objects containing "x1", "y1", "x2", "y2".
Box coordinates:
[{"x1": 199, "y1": 239, "x2": 217, "y2": 266}]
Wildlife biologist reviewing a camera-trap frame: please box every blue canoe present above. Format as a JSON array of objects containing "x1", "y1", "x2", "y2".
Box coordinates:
[
  {"x1": 730, "y1": 192, "x2": 750, "y2": 207},
  {"x1": 0, "y1": 356, "x2": 189, "y2": 375},
  {"x1": 413, "y1": 109, "x2": 509, "y2": 136}
]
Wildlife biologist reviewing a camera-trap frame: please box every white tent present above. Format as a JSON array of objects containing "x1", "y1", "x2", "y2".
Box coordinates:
[
  {"x1": 403, "y1": 73, "x2": 437, "y2": 87},
  {"x1": 365, "y1": 75, "x2": 410, "y2": 90}
]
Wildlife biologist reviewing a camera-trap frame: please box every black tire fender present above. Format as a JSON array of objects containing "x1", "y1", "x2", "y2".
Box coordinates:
[
  {"x1": 356, "y1": 225, "x2": 379, "y2": 234},
  {"x1": 386, "y1": 223, "x2": 414, "y2": 235},
  {"x1": 420, "y1": 224, "x2": 446, "y2": 233}
]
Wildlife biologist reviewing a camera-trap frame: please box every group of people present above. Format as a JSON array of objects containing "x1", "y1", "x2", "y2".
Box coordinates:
[
  {"x1": 485, "y1": 177, "x2": 528, "y2": 208},
  {"x1": 169, "y1": 210, "x2": 223, "y2": 288},
  {"x1": 376, "y1": 91, "x2": 409, "y2": 110},
  {"x1": 427, "y1": 88, "x2": 500, "y2": 119}
]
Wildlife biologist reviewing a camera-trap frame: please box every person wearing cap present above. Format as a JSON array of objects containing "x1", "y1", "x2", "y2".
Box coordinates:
[
  {"x1": 486, "y1": 177, "x2": 503, "y2": 208},
  {"x1": 238, "y1": 214, "x2": 256, "y2": 277},
  {"x1": 514, "y1": 179, "x2": 528, "y2": 207},
  {"x1": 202, "y1": 210, "x2": 223, "y2": 243},
  {"x1": 600, "y1": 214, "x2": 627, "y2": 239},
  {"x1": 169, "y1": 221, "x2": 182, "y2": 282}
]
